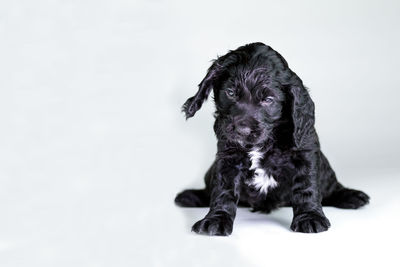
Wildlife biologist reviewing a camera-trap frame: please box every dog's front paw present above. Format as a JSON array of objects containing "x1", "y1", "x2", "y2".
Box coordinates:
[
  {"x1": 192, "y1": 212, "x2": 233, "y2": 236},
  {"x1": 291, "y1": 211, "x2": 330, "y2": 233}
]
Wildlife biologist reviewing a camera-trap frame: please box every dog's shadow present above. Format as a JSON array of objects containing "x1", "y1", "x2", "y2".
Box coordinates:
[
  {"x1": 177, "y1": 206, "x2": 292, "y2": 233},
  {"x1": 236, "y1": 208, "x2": 293, "y2": 231}
]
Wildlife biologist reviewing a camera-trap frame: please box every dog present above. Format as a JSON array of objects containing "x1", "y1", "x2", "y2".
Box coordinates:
[{"x1": 175, "y1": 42, "x2": 369, "y2": 235}]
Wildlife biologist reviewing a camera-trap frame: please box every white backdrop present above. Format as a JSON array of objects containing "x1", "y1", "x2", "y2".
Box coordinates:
[{"x1": 1, "y1": 0, "x2": 399, "y2": 266}]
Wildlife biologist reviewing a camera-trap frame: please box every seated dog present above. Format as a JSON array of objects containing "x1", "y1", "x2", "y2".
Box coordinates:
[{"x1": 175, "y1": 42, "x2": 369, "y2": 235}]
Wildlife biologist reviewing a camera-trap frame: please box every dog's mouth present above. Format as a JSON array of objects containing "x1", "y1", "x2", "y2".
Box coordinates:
[{"x1": 227, "y1": 128, "x2": 270, "y2": 147}]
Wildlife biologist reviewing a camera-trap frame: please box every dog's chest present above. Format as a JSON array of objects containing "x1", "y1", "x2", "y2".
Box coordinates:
[{"x1": 247, "y1": 148, "x2": 278, "y2": 195}]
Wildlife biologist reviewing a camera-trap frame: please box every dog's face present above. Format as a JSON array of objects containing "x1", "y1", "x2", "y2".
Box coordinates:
[
  {"x1": 213, "y1": 68, "x2": 285, "y2": 146},
  {"x1": 182, "y1": 43, "x2": 315, "y2": 150}
]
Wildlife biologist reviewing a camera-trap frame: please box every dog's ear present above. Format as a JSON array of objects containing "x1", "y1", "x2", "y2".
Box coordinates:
[
  {"x1": 287, "y1": 79, "x2": 316, "y2": 149},
  {"x1": 181, "y1": 62, "x2": 218, "y2": 119},
  {"x1": 262, "y1": 45, "x2": 316, "y2": 149},
  {"x1": 182, "y1": 53, "x2": 237, "y2": 119}
]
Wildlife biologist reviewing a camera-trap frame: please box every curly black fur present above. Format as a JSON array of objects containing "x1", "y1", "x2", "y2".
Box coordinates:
[{"x1": 175, "y1": 42, "x2": 369, "y2": 236}]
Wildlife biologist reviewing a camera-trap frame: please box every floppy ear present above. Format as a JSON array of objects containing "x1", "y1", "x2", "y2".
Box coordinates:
[
  {"x1": 181, "y1": 62, "x2": 219, "y2": 119},
  {"x1": 287, "y1": 79, "x2": 316, "y2": 149},
  {"x1": 182, "y1": 52, "x2": 238, "y2": 119}
]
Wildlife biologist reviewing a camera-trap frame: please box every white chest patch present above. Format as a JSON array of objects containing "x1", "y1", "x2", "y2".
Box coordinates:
[{"x1": 248, "y1": 148, "x2": 278, "y2": 195}]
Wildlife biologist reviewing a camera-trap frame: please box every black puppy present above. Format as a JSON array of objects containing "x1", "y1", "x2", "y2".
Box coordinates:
[{"x1": 175, "y1": 42, "x2": 369, "y2": 235}]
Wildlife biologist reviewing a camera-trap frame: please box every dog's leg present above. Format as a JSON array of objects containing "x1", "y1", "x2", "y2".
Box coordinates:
[
  {"x1": 191, "y1": 159, "x2": 242, "y2": 236},
  {"x1": 175, "y1": 189, "x2": 209, "y2": 207},
  {"x1": 290, "y1": 152, "x2": 331, "y2": 233},
  {"x1": 174, "y1": 162, "x2": 215, "y2": 207},
  {"x1": 320, "y1": 154, "x2": 369, "y2": 209},
  {"x1": 318, "y1": 152, "x2": 370, "y2": 209},
  {"x1": 322, "y1": 183, "x2": 370, "y2": 209}
]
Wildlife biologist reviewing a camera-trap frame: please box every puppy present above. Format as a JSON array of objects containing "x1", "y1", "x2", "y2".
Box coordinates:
[{"x1": 175, "y1": 42, "x2": 369, "y2": 235}]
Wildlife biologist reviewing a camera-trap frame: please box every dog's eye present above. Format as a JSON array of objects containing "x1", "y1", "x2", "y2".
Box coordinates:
[
  {"x1": 226, "y1": 88, "x2": 236, "y2": 97},
  {"x1": 262, "y1": 96, "x2": 274, "y2": 105}
]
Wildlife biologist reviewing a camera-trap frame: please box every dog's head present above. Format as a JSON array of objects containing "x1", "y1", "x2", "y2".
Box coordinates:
[{"x1": 182, "y1": 43, "x2": 315, "y2": 149}]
